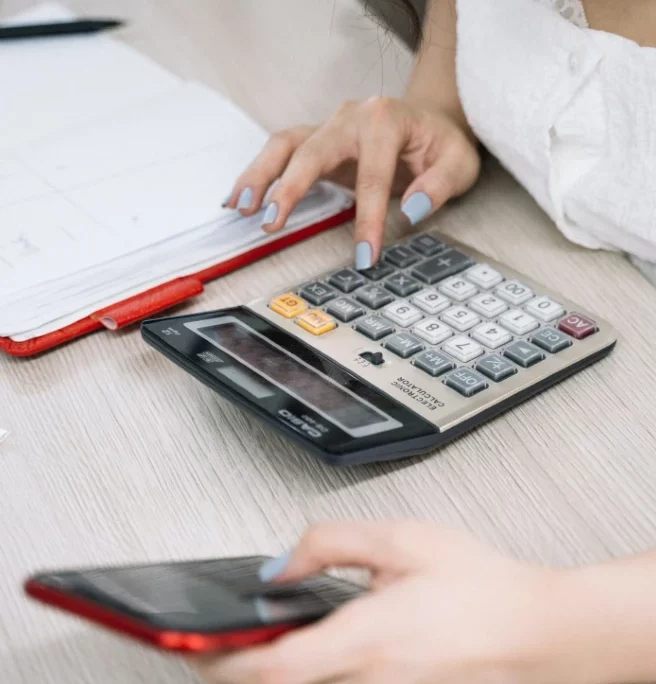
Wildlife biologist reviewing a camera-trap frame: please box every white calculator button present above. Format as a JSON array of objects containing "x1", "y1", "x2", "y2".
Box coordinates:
[
  {"x1": 443, "y1": 336, "x2": 485, "y2": 363},
  {"x1": 413, "y1": 318, "x2": 453, "y2": 345},
  {"x1": 525, "y1": 296, "x2": 565, "y2": 322},
  {"x1": 382, "y1": 301, "x2": 423, "y2": 328},
  {"x1": 411, "y1": 289, "x2": 450, "y2": 315},
  {"x1": 468, "y1": 293, "x2": 508, "y2": 318},
  {"x1": 499, "y1": 309, "x2": 540, "y2": 335},
  {"x1": 495, "y1": 280, "x2": 534, "y2": 306},
  {"x1": 471, "y1": 322, "x2": 512, "y2": 349},
  {"x1": 465, "y1": 263, "x2": 503, "y2": 289},
  {"x1": 437, "y1": 276, "x2": 477, "y2": 302},
  {"x1": 440, "y1": 306, "x2": 480, "y2": 332}
]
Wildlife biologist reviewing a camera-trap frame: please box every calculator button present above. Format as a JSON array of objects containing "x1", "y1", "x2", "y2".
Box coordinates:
[
  {"x1": 525, "y1": 296, "x2": 565, "y2": 322},
  {"x1": 383, "y1": 301, "x2": 423, "y2": 327},
  {"x1": 299, "y1": 281, "x2": 337, "y2": 306},
  {"x1": 411, "y1": 289, "x2": 451, "y2": 315},
  {"x1": 471, "y1": 322, "x2": 512, "y2": 349},
  {"x1": 558, "y1": 313, "x2": 597, "y2": 340},
  {"x1": 355, "y1": 285, "x2": 395, "y2": 310},
  {"x1": 297, "y1": 310, "x2": 336, "y2": 336},
  {"x1": 445, "y1": 368, "x2": 488, "y2": 397},
  {"x1": 328, "y1": 269, "x2": 365, "y2": 293},
  {"x1": 385, "y1": 273, "x2": 423, "y2": 297},
  {"x1": 443, "y1": 336, "x2": 485, "y2": 363},
  {"x1": 326, "y1": 297, "x2": 366, "y2": 323},
  {"x1": 503, "y1": 341, "x2": 545, "y2": 368},
  {"x1": 465, "y1": 263, "x2": 504, "y2": 289},
  {"x1": 468, "y1": 293, "x2": 508, "y2": 318},
  {"x1": 409, "y1": 233, "x2": 446, "y2": 256},
  {"x1": 476, "y1": 354, "x2": 518, "y2": 382},
  {"x1": 531, "y1": 327, "x2": 573, "y2": 354},
  {"x1": 355, "y1": 315, "x2": 395, "y2": 340},
  {"x1": 359, "y1": 261, "x2": 395, "y2": 281},
  {"x1": 384, "y1": 245, "x2": 421, "y2": 268},
  {"x1": 438, "y1": 276, "x2": 478, "y2": 302},
  {"x1": 495, "y1": 280, "x2": 534, "y2": 306},
  {"x1": 383, "y1": 333, "x2": 424, "y2": 358},
  {"x1": 270, "y1": 293, "x2": 307, "y2": 319},
  {"x1": 411, "y1": 248, "x2": 474, "y2": 284},
  {"x1": 441, "y1": 306, "x2": 480, "y2": 332},
  {"x1": 413, "y1": 318, "x2": 453, "y2": 345},
  {"x1": 499, "y1": 309, "x2": 540, "y2": 336},
  {"x1": 413, "y1": 350, "x2": 454, "y2": 377}
]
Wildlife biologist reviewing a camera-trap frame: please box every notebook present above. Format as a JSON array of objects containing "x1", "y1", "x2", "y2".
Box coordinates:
[{"x1": 0, "y1": 3, "x2": 355, "y2": 357}]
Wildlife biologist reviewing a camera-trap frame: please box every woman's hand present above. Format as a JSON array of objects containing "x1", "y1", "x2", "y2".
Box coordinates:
[
  {"x1": 188, "y1": 521, "x2": 565, "y2": 684},
  {"x1": 223, "y1": 99, "x2": 480, "y2": 269}
]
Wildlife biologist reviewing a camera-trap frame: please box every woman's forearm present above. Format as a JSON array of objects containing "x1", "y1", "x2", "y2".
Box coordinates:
[
  {"x1": 404, "y1": 0, "x2": 473, "y2": 137},
  {"x1": 545, "y1": 551, "x2": 656, "y2": 684}
]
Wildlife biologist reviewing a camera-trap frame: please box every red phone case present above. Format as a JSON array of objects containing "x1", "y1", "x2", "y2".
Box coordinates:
[{"x1": 25, "y1": 579, "x2": 301, "y2": 653}]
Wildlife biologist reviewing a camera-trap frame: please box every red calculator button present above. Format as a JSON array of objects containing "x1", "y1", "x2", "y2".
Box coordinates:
[{"x1": 558, "y1": 313, "x2": 597, "y2": 340}]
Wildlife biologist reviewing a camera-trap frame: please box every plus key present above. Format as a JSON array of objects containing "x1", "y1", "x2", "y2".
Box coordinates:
[{"x1": 558, "y1": 313, "x2": 597, "y2": 340}]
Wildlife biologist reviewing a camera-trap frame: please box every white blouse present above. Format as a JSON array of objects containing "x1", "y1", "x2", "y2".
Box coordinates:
[{"x1": 455, "y1": 0, "x2": 656, "y2": 280}]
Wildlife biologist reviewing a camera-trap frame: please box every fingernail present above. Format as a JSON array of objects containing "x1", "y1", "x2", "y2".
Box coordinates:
[
  {"x1": 355, "y1": 242, "x2": 373, "y2": 270},
  {"x1": 401, "y1": 192, "x2": 432, "y2": 225},
  {"x1": 259, "y1": 551, "x2": 292, "y2": 583},
  {"x1": 237, "y1": 187, "x2": 253, "y2": 211},
  {"x1": 261, "y1": 202, "x2": 279, "y2": 229}
]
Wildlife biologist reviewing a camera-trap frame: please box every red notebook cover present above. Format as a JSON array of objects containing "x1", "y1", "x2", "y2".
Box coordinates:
[{"x1": 0, "y1": 205, "x2": 355, "y2": 358}]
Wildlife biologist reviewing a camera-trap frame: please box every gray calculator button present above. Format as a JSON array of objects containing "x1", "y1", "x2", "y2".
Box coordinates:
[
  {"x1": 503, "y1": 341, "x2": 545, "y2": 368},
  {"x1": 445, "y1": 368, "x2": 488, "y2": 397},
  {"x1": 356, "y1": 285, "x2": 395, "y2": 309},
  {"x1": 383, "y1": 332, "x2": 424, "y2": 358},
  {"x1": 359, "y1": 261, "x2": 395, "y2": 281},
  {"x1": 328, "y1": 269, "x2": 365, "y2": 293},
  {"x1": 531, "y1": 327, "x2": 573, "y2": 354},
  {"x1": 476, "y1": 354, "x2": 518, "y2": 382},
  {"x1": 409, "y1": 234, "x2": 446, "y2": 256},
  {"x1": 326, "y1": 297, "x2": 366, "y2": 322},
  {"x1": 411, "y1": 248, "x2": 474, "y2": 284},
  {"x1": 385, "y1": 273, "x2": 422, "y2": 297},
  {"x1": 355, "y1": 315, "x2": 395, "y2": 340},
  {"x1": 384, "y1": 245, "x2": 420, "y2": 268},
  {"x1": 413, "y1": 350, "x2": 454, "y2": 377},
  {"x1": 299, "y1": 281, "x2": 337, "y2": 305}
]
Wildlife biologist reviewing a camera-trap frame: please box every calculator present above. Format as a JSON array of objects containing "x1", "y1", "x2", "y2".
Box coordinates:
[{"x1": 142, "y1": 232, "x2": 617, "y2": 467}]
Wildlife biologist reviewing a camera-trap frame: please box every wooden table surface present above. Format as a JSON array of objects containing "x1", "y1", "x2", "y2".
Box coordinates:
[{"x1": 2, "y1": 2, "x2": 656, "y2": 683}]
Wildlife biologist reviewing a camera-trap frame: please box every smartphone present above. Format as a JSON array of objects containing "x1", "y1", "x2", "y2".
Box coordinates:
[{"x1": 24, "y1": 555, "x2": 363, "y2": 653}]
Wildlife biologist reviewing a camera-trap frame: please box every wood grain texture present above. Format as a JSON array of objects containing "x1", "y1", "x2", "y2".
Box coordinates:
[{"x1": 1, "y1": 2, "x2": 656, "y2": 683}]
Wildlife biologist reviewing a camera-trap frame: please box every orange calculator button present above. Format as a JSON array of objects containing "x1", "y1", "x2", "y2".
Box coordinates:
[
  {"x1": 270, "y1": 293, "x2": 307, "y2": 318},
  {"x1": 297, "y1": 310, "x2": 336, "y2": 336}
]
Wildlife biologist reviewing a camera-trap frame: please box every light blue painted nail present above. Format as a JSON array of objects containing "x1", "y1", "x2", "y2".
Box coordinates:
[
  {"x1": 401, "y1": 192, "x2": 432, "y2": 225},
  {"x1": 261, "y1": 203, "x2": 279, "y2": 228},
  {"x1": 237, "y1": 187, "x2": 253, "y2": 211},
  {"x1": 355, "y1": 242, "x2": 373, "y2": 270},
  {"x1": 259, "y1": 551, "x2": 292, "y2": 583}
]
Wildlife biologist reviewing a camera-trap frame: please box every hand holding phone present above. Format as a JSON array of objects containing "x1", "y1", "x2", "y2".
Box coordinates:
[{"x1": 24, "y1": 555, "x2": 363, "y2": 653}]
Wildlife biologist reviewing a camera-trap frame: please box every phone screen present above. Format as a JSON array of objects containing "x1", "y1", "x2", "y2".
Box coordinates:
[{"x1": 35, "y1": 557, "x2": 362, "y2": 632}]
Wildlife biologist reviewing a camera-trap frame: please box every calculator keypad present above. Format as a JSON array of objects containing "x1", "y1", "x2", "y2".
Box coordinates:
[{"x1": 265, "y1": 232, "x2": 603, "y2": 404}]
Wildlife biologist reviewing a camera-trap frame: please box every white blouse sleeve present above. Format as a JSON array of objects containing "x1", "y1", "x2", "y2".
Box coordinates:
[{"x1": 455, "y1": 0, "x2": 656, "y2": 264}]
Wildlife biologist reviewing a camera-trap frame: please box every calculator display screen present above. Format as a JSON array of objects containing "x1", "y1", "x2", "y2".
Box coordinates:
[{"x1": 188, "y1": 319, "x2": 400, "y2": 438}]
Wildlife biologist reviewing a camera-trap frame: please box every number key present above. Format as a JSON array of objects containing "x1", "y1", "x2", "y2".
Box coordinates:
[
  {"x1": 499, "y1": 309, "x2": 539, "y2": 336},
  {"x1": 471, "y1": 322, "x2": 512, "y2": 349},
  {"x1": 383, "y1": 301, "x2": 423, "y2": 327},
  {"x1": 411, "y1": 289, "x2": 450, "y2": 315},
  {"x1": 443, "y1": 336, "x2": 485, "y2": 363},
  {"x1": 525, "y1": 296, "x2": 565, "y2": 322},
  {"x1": 468, "y1": 293, "x2": 508, "y2": 318},
  {"x1": 495, "y1": 279, "x2": 534, "y2": 306},
  {"x1": 413, "y1": 318, "x2": 453, "y2": 345},
  {"x1": 438, "y1": 276, "x2": 477, "y2": 302},
  {"x1": 440, "y1": 306, "x2": 480, "y2": 332}
]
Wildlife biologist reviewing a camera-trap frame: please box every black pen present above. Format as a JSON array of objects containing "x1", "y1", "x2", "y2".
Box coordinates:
[{"x1": 0, "y1": 19, "x2": 124, "y2": 41}]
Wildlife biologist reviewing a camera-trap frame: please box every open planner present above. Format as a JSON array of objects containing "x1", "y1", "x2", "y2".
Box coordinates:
[{"x1": 0, "y1": 3, "x2": 355, "y2": 357}]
